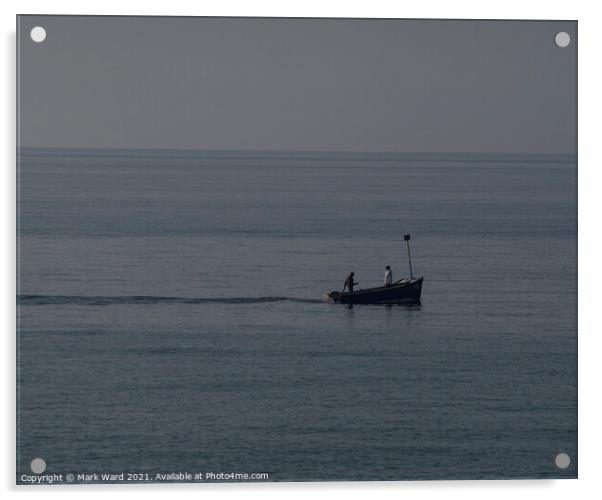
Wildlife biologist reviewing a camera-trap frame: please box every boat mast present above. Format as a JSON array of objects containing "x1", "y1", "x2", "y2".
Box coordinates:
[{"x1": 403, "y1": 234, "x2": 414, "y2": 279}]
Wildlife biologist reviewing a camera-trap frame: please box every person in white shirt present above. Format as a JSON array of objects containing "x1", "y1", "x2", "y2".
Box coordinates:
[{"x1": 384, "y1": 265, "x2": 393, "y2": 287}]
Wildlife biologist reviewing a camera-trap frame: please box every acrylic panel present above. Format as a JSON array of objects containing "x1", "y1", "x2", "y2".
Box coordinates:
[{"x1": 16, "y1": 16, "x2": 577, "y2": 484}]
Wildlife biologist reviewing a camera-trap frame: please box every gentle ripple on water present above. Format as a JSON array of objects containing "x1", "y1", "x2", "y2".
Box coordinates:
[{"x1": 17, "y1": 150, "x2": 577, "y2": 481}]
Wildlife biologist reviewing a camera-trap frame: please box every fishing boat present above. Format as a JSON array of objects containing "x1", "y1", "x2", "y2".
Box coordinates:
[
  {"x1": 323, "y1": 277, "x2": 423, "y2": 305},
  {"x1": 323, "y1": 234, "x2": 424, "y2": 305}
]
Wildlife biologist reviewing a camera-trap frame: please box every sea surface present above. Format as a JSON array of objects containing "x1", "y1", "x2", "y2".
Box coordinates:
[{"x1": 17, "y1": 149, "x2": 577, "y2": 482}]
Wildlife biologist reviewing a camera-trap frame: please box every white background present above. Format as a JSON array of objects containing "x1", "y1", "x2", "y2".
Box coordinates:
[{"x1": 2, "y1": 1, "x2": 600, "y2": 499}]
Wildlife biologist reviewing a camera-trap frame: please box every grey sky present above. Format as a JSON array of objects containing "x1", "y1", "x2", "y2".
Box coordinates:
[{"x1": 17, "y1": 16, "x2": 576, "y2": 153}]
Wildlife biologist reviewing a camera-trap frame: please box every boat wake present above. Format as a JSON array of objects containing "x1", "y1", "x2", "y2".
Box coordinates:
[{"x1": 17, "y1": 294, "x2": 323, "y2": 306}]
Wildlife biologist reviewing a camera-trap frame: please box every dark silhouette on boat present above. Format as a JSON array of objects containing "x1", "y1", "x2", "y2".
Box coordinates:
[{"x1": 323, "y1": 234, "x2": 424, "y2": 305}]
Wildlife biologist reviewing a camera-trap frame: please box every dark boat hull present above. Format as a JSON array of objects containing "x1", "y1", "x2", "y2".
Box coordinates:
[{"x1": 324, "y1": 277, "x2": 423, "y2": 305}]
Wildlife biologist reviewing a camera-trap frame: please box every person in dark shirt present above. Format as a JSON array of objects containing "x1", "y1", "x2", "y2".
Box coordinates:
[{"x1": 343, "y1": 272, "x2": 357, "y2": 292}]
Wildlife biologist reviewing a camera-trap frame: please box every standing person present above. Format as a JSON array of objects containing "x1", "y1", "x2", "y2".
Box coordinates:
[
  {"x1": 384, "y1": 265, "x2": 393, "y2": 286},
  {"x1": 343, "y1": 272, "x2": 357, "y2": 292}
]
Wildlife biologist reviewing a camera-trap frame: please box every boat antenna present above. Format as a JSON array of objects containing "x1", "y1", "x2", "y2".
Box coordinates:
[{"x1": 403, "y1": 234, "x2": 414, "y2": 279}]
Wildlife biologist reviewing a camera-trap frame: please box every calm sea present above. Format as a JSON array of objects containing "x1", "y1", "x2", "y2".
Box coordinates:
[{"x1": 17, "y1": 149, "x2": 577, "y2": 481}]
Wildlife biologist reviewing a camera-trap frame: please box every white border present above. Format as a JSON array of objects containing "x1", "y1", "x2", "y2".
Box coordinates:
[{"x1": 3, "y1": 1, "x2": 601, "y2": 499}]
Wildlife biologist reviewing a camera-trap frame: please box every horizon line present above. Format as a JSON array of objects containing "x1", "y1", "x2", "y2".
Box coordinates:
[{"x1": 16, "y1": 146, "x2": 576, "y2": 157}]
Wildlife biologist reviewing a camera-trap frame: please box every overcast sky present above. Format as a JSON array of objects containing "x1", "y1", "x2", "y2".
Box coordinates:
[{"x1": 17, "y1": 16, "x2": 576, "y2": 153}]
